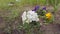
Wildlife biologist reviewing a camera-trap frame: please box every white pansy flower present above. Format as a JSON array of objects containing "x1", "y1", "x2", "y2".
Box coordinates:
[{"x1": 21, "y1": 10, "x2": 39, "y2": 24}]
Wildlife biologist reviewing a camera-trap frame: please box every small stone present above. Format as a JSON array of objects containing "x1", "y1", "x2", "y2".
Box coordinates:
[{"x1": 40, "y1": 23, "x2": 43, "y2": 26}]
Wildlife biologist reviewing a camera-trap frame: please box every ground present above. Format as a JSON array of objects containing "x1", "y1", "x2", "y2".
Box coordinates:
[{"x1": 0, "y1": 6, "x2": 60, "y2": 34}]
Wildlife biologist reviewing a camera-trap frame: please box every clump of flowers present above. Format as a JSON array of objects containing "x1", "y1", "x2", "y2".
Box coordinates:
[
  {"x1": 21, "y1": 5, "x2": 54, "y2": 34},
  {"x1": 22, "y1": 10, "x2": 39, "y2": 24},
  {"x1": 21, "y1": 5, "x2": 54, "y2": 26}
]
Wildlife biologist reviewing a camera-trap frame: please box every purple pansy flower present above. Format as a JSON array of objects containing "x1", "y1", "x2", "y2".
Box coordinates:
[
  {"x1": 32, "y1": 6, "x2": 40, "y2": 11},
  {"x1": 42, "y1": 7, "x2": 46, "y2": 10}
]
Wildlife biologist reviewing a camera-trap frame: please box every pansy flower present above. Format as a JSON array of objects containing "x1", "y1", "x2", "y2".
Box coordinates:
[
  {"x1": 45, "y1": 12, "x2": 52, "y2": 19},
  {"x1": 42, "y1": 7, "x2": 46, "y2": 10},
  {"x1": 32, "y1": 6, "x2": 40, "y2": 11}
]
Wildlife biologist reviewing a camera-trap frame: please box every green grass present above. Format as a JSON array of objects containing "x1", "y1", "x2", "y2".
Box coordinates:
[
  {"x1": 0, "y1": 0, "x2": 60, "y2": 8},
  {"x1": 0, "y1": 0, "x2": 47, "y2": 8},
  {"x1": 0, "y1": 0, "x2": 14, "y2": 8}
]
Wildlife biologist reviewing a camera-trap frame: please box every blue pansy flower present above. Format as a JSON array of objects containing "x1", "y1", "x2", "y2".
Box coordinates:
[
  {"x1": 32, "y1": 6, "x2": 40, "y2": 11},
  {"x1": 42, "y1": 7, "x2": 46, "y2": 10}
]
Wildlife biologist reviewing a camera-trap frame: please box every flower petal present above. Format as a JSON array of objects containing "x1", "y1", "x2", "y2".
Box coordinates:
[
  {"x1": 42, "y1": 7, "x2": 46, "y2": 10},
  {"x1": 32, "y1": 6, "x2": 40, "y2": 11}
]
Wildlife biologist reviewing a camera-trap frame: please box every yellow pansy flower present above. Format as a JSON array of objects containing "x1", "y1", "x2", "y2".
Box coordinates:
[{"x1": 45, "y1": 12, "x2": 52, "y2": 19}]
